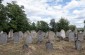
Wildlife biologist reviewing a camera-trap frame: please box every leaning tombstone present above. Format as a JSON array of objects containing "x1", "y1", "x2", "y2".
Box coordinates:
[
  {"x1": 68, "y1": 31, "x2": 75, "y2": 41},
  {"x1": 0, "y1": 32, "x2": 7, "y2": 45},
  {"x1": 45, "y1": 40, "x2": 53, "y2": 50}
]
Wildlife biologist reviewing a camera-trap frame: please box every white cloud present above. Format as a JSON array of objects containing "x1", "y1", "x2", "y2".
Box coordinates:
[{"x1": 2, "y1": 0, "x2": 85, "y2": 28}]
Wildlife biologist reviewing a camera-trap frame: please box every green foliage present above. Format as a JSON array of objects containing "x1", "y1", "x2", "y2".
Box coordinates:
[
  {"x1": 6, "y1": 1, "x2": 30, "y2": 32},
  {"x1": 56, "y1": 18, "x2": 69, "y2": 32},
  {"x1": 30, "y1": 22, "x2": 36, "y2": 30},
  {"x1": 69, "y1": 25, "x2": 76, "y2": 31},
  {"x1": 36, "y1": 21, "x2": 49, "y2": 32},
  {"x1": 0, "y1": 3, "x2": 9, "y2": 32}
]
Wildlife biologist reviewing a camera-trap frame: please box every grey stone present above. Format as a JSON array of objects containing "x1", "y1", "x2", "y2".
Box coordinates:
[
  {"x1": 48, "y1": 31, "x2": 55, "y2": 42},
  {"x1": 45, "y1": 32, "x2": 49, "y2": 38},
  {"x1": 60, "y1": 29, "x2": 66, "y2": 38},
  {"x1": 19, "y1": 31, "x2": 23, "y2": 39},
  {"x1": 13, "y1": 32, "x2": 20, "y2": 43},
  {"x1": 0, "y1": 32, "x2": 7, "y2": 44},
  {"x1": 25, "y1": 35, "x2": 32, "y2": 44},
  {"x1": 8, "y1": 30, "x2": 13, "y2": 38},
  {"x1": 75, "y1": 40, "x2": 82, "y2": 51},
  {"x1": 68, "y1": 31, "x2": 75, "y2": 41},
  {"x1": 30, "y1": 30, "x2": 37, "y2": 38},
  {"x1": 46, "y1": 40, "x2": 53, "y2": 50},
  {"x1": 37, "y1": 30, "x2": 44, "y2": 43},
  {"x1": 78, "y1": 32, "x2": 84, "y2": 41},
  {"x1": 66, "y1": 30, "x2": 71, "y2": 38},
  {"x1": 56, "y1": 32, "x2": 61, "y2": 38}
]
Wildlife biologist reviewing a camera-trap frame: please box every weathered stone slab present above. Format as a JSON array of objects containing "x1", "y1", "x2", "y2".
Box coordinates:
[
  {"x1": 30, "y1": 30, "x2": 37, "y2": 38},
  {"x1": 48, "y1": 31, "x2": 55, "y2": 42},
  {"x1": 46, "y1": 40, "x2": 53, "y2": 50},
  {"x1": 75, "y1": 40, "x2": 82, "y2": 51},
  {"x1": 68, "y1": 31, "x2": 75, "y2": 41},
  {"x1": 37, "y1": 30, "x2": 44, "y2": 43},
  {"x1": 8, "y1": 30, "x2": 13, "y2": 38},
  {"x1": 60, "y1": 29, "x2": 66, "y2": 38},
  {"x1": 78, "y1": 32, "x2": 84, "y2": 41},
  {"x1": 13, "y1": 32, "x2": 20, "y2": 43},
  {"x1": 0, "y1": 32, "x2": 7, "y2": 44},
  {"x1": 19, "y1": 31, "x2": 23, "y2": 39},
  {"x1": 66, "y1": 30, "x2": 71, "y2": 38}
]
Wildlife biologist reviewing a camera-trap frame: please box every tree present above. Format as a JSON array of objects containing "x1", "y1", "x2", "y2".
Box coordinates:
[
  {"x1": 0, "y1": 0, "x2": 3, "y2": 3},
  {"x1": 6, "y1": 1, "x2": 30, "y2": 32},
  {"x1": 50, "y1": 19, "x2": 56, "y2": 32},
  {"x1": 31, "y1": 22, "x2": 36, "y2": 30},
  {"x1": 56, "y1": 18, "x2": 69, "y2": 32},
  {"x1": 0, "y1": 1, "x2": 9, "y2": 32},
  {"x1": 36, "y1": 21, "x2": 49, "y2": 32},
  {"x1": 69, "y1": 25, "x2": 76, "y2": 31}
]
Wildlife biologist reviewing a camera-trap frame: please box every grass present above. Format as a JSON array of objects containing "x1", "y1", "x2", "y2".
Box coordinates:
[{"x1": 0, "y1": 38, "x2": 85, "y2": 55}]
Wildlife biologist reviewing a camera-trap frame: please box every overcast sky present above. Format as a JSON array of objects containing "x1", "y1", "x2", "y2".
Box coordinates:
[{"x1": 2, "y1": 0, "x2": 85, "y2": 28}]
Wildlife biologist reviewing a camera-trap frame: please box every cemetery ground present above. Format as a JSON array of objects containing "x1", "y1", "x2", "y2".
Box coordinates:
[{"x1": 0, "y1": 39, "x2": 85, "y2": 55}]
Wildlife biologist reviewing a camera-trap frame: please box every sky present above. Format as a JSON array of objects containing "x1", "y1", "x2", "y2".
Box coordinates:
[{"x1": 2, "y1": 0, "x2": 85, "y2": 28}]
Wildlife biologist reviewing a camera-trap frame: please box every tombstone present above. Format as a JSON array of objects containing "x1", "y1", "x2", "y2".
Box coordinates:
[
  {"x1": 75, "y1": 40, "x2": 82, "y2": 51},
  {"x1": 45, "y1": 40, "x2": 53, "y2": 50},
  {"x1": 25, "y1": 31, "x2": 33, "y2": 44},
  {"x1": 42, "y1": 32, "x2": 46, "y2": 37},
  {"x1": 66, "y1": 30, "x2": 71, "y2": 38},
  {"x1": 48, "y1": 31, "x2": 55, "y2": 43},
  {"x1": 19, "y1": 31, "x2": 23, "y2": 39},
  {"x1": 55, "y1": 32, "x2": 61, "y2": 38},
  {"x1": 68, "y1": 31, "x2": 75, "y2": 41},
  {"x1": 0, "y1": 31, "x2": 3, "y2": 34},
  {"x1": 60, "y1": 29, "x2": 66, "y2": 39},
  {"x1": 30, "y1": 30, "x2": 37, "y2": 39},
  {"x1": 13, "y1": 32, "x2": 20, "y2": 43},
  {"x1": 23, "y1": 44, "x2": 29, "y2": 50},
  {"x1": 26, "y1": 35, "x2": 32, "y2": 44},
  {"x1": 45, "y1": 32, "x2": 49, "y2": 38},
  {"x1": 8, "y1": 30, "x2": 13, "y2": 38},
  {"x1": 77, "y1": 32, "x2": 84, "y2": 41},
  {"x1": 37, "y1": 30, "x2": 44, "y2": 43},
  {"x1": 0, "y1": 32, "x2": 7, "y2": 44},
  {"x1": 83, "y1": 30, "x2": 85, "y2": 39},
  {"x1": 23, "y1": 31, "x2": 30, "y2": 38}
]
